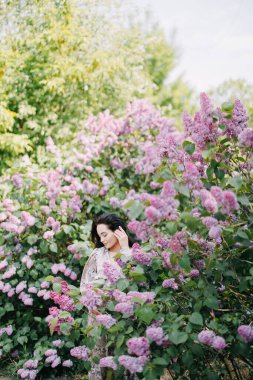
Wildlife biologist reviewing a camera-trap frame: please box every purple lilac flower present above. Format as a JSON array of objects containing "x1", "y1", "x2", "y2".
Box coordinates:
[
  {"x1": 211, "y1": 336, "x2": 226, "y2": 350},
  {"x1": 198, "y1": 330, "x2": 216, "y2": 345},
  {"x1": 96, "y1": 314, "x2": 117, "y2": 329},
  {"x1": 127, "y1": 337, "x2": 150, "y2": 356},
  {"x1": 237, "y1": 325, "x2": 253, "y2": 343},
  {"x1": 100, "y1": 356, "x2": 117, "y2": 370},
  {"x1": 162, "y1": 279, "x2": 178, "y2": 290},
  {"x1": 118, "y1": 355, "x2": 148, "y2": 374},
  {"x1": 146, "y1": 327, "x2": 165, "y2": 345},
  {"x1": 70, "y1": 346, "x2": 88, "y2": 361}
]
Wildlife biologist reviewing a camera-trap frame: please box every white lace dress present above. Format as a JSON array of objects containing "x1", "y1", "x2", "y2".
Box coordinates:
[{"x1": 80, "y1": 246, "x2": 132, "y2": 380}]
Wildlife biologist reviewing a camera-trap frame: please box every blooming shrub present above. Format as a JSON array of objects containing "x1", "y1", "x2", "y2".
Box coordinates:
[{"x1": 0, "y1": 96, "x2": 252, "y2": 379}]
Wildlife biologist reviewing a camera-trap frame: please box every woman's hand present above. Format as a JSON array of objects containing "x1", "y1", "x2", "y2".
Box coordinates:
[{"x1": 113, "y1": 226, "x2": 129, "y2": 250}]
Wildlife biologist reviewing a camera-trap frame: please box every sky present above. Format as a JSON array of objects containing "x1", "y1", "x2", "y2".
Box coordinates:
[{"x1": 132, "y1": 0, "x2": 253, "y2": 92}]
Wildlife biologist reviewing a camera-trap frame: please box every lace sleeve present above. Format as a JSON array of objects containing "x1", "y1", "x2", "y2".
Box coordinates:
[{"x1": 80, "y1": 250, "x2": 98, "y2": 295}]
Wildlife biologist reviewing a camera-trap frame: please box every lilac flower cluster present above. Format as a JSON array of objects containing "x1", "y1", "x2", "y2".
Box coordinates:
[
  {"x1": 100, "y1": 356, "x2": 117, "y2": 370},
  {"x1": 70, "y1": 346, "x2": 88, "y2": 361},
  {"x1": 45, "y1": 307, "x2": 74, "y2": 334},
  {"x1": 198, "y1": 330, "x2": 226, "y2": 350},
  {"x1": 17, "y1": 359, "x2": 38, "y2": 379},
  {"x1": 103, "y1": 261, "x2": 123, "y2": 284},
  {"x1": 162, "y1": 278, "x2": 178, "y2": 290},
  {"x1": 51, "y1": 262, "x2": 77, "y2": 280},
  {"x1": 0, "y1": 325, "x2": 13, "y2": 336},
  {"x1": 127, "y1": 337, "x2": 150, "y2": 356},
  {"x1": 132, "y1": 243, "x2": 155, "y2": 266},
  {"x1": 118, "y1": 355, "x2": 149, "y2": 374},
  {"x1": 96, "y1": 314, "x2": 117, "y2": 329},
  {"x1": 50, "y1": 292, "x2": 76, "y2": 311},
  {"x1": 80, "y1": 284, "x2": 105, "y2": 311},
  {"x1": 146, "y1": 326, "x2": 168, "y2": 346},
  {"x1": 44, "y1": 348, "x2": 61, "y2": 367},
  {"x1": 237, "y1": 325, "x2": 253, "y2": 343}
]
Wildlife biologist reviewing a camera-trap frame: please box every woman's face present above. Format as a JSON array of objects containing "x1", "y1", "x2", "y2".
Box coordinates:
[{"x1": 97, "y1": 223, "x2": 119, "y2": 250}]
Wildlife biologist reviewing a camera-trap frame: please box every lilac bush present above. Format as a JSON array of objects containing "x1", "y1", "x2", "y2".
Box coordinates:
[{"x1": 0, "y1": 95, "x2": 252, "y2": 379}]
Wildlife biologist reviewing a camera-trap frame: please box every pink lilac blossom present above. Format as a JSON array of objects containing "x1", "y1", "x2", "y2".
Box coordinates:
[
  {"x1": 210, "y1": 186, "x2": 224, "y2": 204},
  {"x1": 225, "y1": 99, "x2": 249, "y2": 138},
  {"x1": 16, "y1": 281, "x2": 27, "y2": 294},
  {"x1": 62, "y1": 359, "x2": 73, "y2": 367},
  {"x1": 2, "y1": 266, "x2": 17, "y2": 280},
  {"x1": 21, "y1": 255, "x2": 33, "y2": 269},
  {"x1": 118, "y1": 355, "x2": 148, "y2": 374},
  {"x1": 132, "y1": 243, "x2": 153, "y2": 266},
  {"x1": 51, "y1": 356, "x2": 61, "y2": 368},
  {"x1": 70, "y1": 346, "x2": 88, "y2": 361},
  {"x1": 43, "y1": 231, "x2": 55, "y2": 240},
  {"x1": 202, "y1": 217, "x2": 218, "y2": 229},
  {"x1": 11, "y1": 173, "x2": 23, "y2": 189},
  {"x1": 80, "y1": 284, "x2": 105, "y2": 311},
  {"x1": 237, "y1": 325, "x2": 253, "y2": 343},
  {"x1": 103, "y1": 261, "x2": 123, "y2": 284},
  {"x1": 100, "y1": 356, "x2": 117, "y2": 370},
  {"x1": 21, "y1": 211, "x2": 36, "y2": 227},
  {"x1": 50, "y1": 292, "x2": 76, "y2": 311},
  {"x1": 0, "y1": 325, "x2": 13, "y2": 336},
  {"x1": 189, "y1": 269, "x2": 200, "y2": 278},
  {"x1": 112, "y1": 289, "x2": 128, "y2": 303},
  {"x1": 127, "y1": 337, "x2": 150, "y2": 356},
  {"x1": 52, "y1": 339, "x2": 63, "y2": 347},
  {"x1": 209, "y1": 226, "x2": 222, "y2": 243},
  {"x1": 211, "y1": 336, "x2": 226, "y2": 350},
  {"x1": 238, "y1": 128, "x2": 253, "y2": 148},
  {"x1": 221, "y1": 190, "x2": 239, "y2": 214},
  {"x1": 127, "y1": 291, "x2": 156, "y2": 304},
  {"x1": 198, "y1": 330, "x2": 216, "y2": 345},
  {"x1": 182, "y1": 161, "x2": 202, "y2": 191},
  {"x1": 27, "y1": 287, "x2": 37, "y2": 294},
  {"x1": 169, "y1": 231, "x2": 187, "y2": 254},
  {"x1": 146, "y1": 327, "x2": 166, "y2": 345},
  {"x1": 0, "y1": 260, "x2": 8, "y2": 270},
  {"x1": 96, "y1": 314, "x2": 117, "y2": 329},
  {"x1": 162, "y1": 279, "x2": 178, "y2": 290},
  {"x1": 24, "y1": 360, "x2": 38, "y2": 369},
  {"x1": 115, "y1": 302, "x2": 134, "y2": 315}
]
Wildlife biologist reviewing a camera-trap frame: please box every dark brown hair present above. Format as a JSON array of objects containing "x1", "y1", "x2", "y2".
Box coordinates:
[{"x1": 90, "y1": 213, "x2": 136, "y2": 248}]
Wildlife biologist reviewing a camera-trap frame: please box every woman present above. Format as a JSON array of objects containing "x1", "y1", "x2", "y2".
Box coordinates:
[{"x1": 80, "y1": 213, "x2": 134, "y2": 380}]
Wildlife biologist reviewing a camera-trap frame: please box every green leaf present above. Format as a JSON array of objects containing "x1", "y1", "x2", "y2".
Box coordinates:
[
  {"x1": 58, "y1": 311, "x2": 71, "y2": 318},
  {"x1": 221, "y1": 101, "x2": 234, "y2": 112},
  {"x1": 62, "y1": 225, "x2": 74, "y2": 234},
  {"x1": 183, "y1": 141, "x2": 195, "y2": 155},
  {"x1": 116, "y1": 334, "x2": 125, "y2": 348},
  {"x1": 135, "y1": 305, "x2": 155, "y2": 324},
  {"x1": 127, "y1": 202, "x2": 145, "y2": 219},
  {"x1": 117, "y1": 278, "x2": 129, "y2": 291},
  {"x1": 189, "y1": 312, "x2": 203, "y2": 326},
  {"x1": 40, "y1": 240, "x2": 48, "y2": 254},
  {"x1": 168, "y1": 331, "x2": 188, "y2": 345},
  {"x1": 49, "y1": 242, "x2": 58, "y2": 253},
  {"x1": 204, "y1": 297, "x2": 219, "y2": 310},
  {"x1": 176, "y1": 184, "x2": 190, "y2": 197},
  {"x1": 60, "y1": 322, "x2": 72, "y2": 335},
  {"x1": 17, "y1": 336, "x2": 28, "y2": 345},
  {"x1": 49, "y1": 318, "x2": 58, "y2": 336},
  {"x1": 229, "y1": 176, "x2": 243, "y2": 191},
  {"x1": 238, "y1": 195, "x2": 250, "y2": 206},
  {"x1": 53, "y1": 282, "x2": 62, "y2": 293},
  {"x1": 152, "y1": 357, "x2": 168, "y2": 366},
  {"x1": 179, "y1": 253, "x2": 191, "y2": 272}
]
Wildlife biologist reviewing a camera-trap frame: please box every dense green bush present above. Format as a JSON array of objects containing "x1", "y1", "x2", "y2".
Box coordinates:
[{"x1": 0, "y1": 94, "x2": 252, "y2": 379}]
